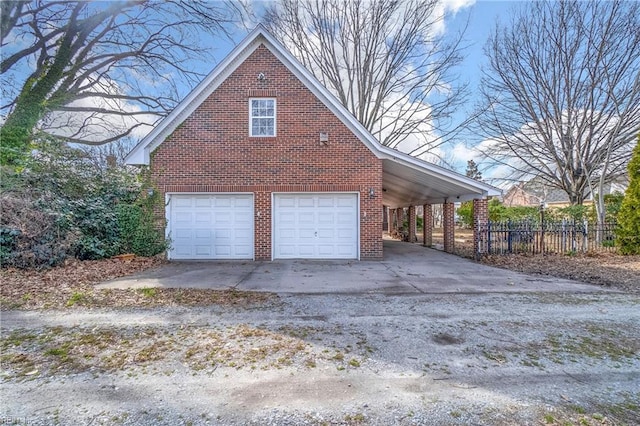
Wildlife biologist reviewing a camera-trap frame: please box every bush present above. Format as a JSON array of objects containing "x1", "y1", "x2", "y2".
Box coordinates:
[
  {"x1": 617, "y1": 136, "x2": 640, "y2": 254},
  {"x1": 117, "y1": 203, "x2": 167, "y2": 257},
  {"x1": 550, "y1": 204, "x2": 591, "y2": 222},
  {"x1": 0, "y1": 194, "x2": 73, "y2": 268},
  {"x1": 0, "y1": 137, "x2": 167, "y2": 268},
  {"x1": 456, "y1": 199, "x2": 539, "y2": 228},
  {"x1": 457, "y1": 201, "x2": 473, "y2": 227}
]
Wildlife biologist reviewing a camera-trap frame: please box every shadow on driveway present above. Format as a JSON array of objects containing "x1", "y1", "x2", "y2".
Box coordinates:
[{"x1": 97, "y1": 239, "x2": 609, "y2": 294}]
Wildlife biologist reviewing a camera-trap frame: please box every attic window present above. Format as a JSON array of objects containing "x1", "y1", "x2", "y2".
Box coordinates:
[{"x1": 249, "y1": 98, "x2": 276, "y2": 137}]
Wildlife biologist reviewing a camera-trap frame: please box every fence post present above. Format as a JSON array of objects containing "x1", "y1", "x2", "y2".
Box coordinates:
[{"x1": 539, "y1": 203, "x2": 545, "y2": 254}]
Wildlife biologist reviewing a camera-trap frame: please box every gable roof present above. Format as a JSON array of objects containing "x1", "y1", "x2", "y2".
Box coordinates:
[{"x1": 125, "y1": 25, "x2": 500, "y2": 206}]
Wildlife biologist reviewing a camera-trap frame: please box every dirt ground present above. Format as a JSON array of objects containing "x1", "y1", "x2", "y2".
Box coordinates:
[
  {"x1": 1, "y1": 247, "x2": 639, "y2": 425},
  {"x1": 481, "y1": 252, "x2": 640, "y2": 294},
  {"x1": 2, "y1": 292, "x2": 639, "y2": 425}
]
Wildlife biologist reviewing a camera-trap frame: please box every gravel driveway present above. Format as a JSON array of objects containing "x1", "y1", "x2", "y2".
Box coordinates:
[{"x1": 2, "y1": 291, "x2": 639, "y2": 425}]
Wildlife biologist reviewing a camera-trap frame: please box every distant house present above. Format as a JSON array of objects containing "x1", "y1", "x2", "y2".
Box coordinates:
[{"x1": 503, "y1": 178, "x2": 627, "y2": 208}]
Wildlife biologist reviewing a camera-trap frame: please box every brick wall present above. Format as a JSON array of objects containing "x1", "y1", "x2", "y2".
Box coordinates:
[
  {"x1": 408, "y1": 206, "x2": 417, "y2": 242},
  {"x1": 150, "y1": 44, "x2": 383, "y2": 260},
  {"x1": 422, "y1": 204, "x2": 433, "y2": 247},
  {"x1": 443, "y1": 202, "x2": 455, "y2": 253}
]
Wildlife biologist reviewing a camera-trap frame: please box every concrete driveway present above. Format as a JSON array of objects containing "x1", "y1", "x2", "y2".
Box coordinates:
[{"x1": 98, "y1": 239, "x2": 606, "y2": 293}]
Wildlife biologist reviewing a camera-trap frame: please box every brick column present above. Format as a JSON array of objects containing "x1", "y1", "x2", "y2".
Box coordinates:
[
  {"x1": 473, "y1": 198, "x2": 489, "y2": 259},
  {"x1": 408, "y1": 206, "x2": 417, "y2": 243},
  {"x1": 396, "y1": 208, "x2": 404, "y2": 233},
  {"x1": 443, "y1": 202, "x2": 455, "y2": 253},
  {"x1": 387, "y1": 207, "x2": 393, "y2": 233},
  {"x1": 423, "y1": 203, "x2": 433, "y2": 247}
]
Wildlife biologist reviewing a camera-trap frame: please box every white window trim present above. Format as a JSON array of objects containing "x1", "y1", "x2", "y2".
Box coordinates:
[{"x1": 249, "y1": 98, "x2": 276, "y2": 137}]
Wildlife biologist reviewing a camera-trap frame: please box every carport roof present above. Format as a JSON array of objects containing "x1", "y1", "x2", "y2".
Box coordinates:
[
  {"x1": 125, "y1": 25, "x2": 500, "y2": 206},
  {"x1": 379, "y1": 148, "x2": 501, "y2": 207}
]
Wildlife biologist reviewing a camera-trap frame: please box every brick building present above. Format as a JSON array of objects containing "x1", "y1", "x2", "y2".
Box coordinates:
[{"x1": 126, "y1": 26, "x2": 499, "y2": 260}]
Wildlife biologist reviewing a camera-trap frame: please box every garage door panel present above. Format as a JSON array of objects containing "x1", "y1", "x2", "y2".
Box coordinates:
[
  {"x1": 174, "y1": 211, "x2": 193, "y2": 223},
  {"x1": 234, "y1": 197, "x2": 252, "y2": 208},
  {"x1": 317, "y1": 228, "x2": 334, "y2": 238},
  {"x1": 194, "y1": 197, "x2": 212, "y2": 207},
  {"x1": 298, "y1": 214, "x2": 315, "y2": 224},
  {"x1": 274, "y1": 193, "x2": 358, "y2": 259},
  {"x1": 278, "y1": 244, "x2": 295, "y2": 256},
  {"x1": 195, "y1": 245, "x2": 212, "y2": 256},
  {"x1": 195, "y1": 212, "x2": 211, "y2": 222},
  {"x1": 336, "y1": 212, "x2": 354, "y2": 223},
  {"x1": 234, "y1": 246, "x2": 252, "y2": 257},
  {"x1": 277, "y1": 197, "x2": 296, "y2": 207},
  {"x1": 214, "y1": 246, "x2": 231, "y2": 256},
  {"x1": 297, "y1": 197, "x2": 315, "y2": 207},
  {"x1": 214, "y1": 197, "x2": 232, "y2": 207},
  {"x1": 168, "y1": 194, "x2": 254, "y2": 260},
  {"x1": 297, "y1": 245, "x2": 315, "y2": 256},
  {"x1": 317, "y1": 212, "x2": 334, "y2": 224},
  {"x1": 336, "y1": 228, "x2": 353, "y2": 238},
  {"x1": 337, "y1": 196, "x2": 356, "y2": 207},
  {"x1": 298, "y1": 228, "x2": 315, "y2": 238},
  {"x1": 336, "y1": 245, "x2": 356, "y2": 256},
  {"x1": 194, "y1": 229, "x2": 212, "y2": 238},
  {"x1": 317, "y1": 245, "x2": 335, "y2": 256},
  {"x1": 317, "y1": 196, "x2": 335, "y2": 207},
  {"x1": 214, "y1": 229, "x2": 231, "y2": 239},
  {"x1": 173, "y1": 197, "x2": 193, "y2": 208}
]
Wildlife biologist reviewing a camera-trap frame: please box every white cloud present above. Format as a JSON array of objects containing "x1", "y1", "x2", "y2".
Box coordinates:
[{"x1": 41, "y1": 77, "x2": 157, "y2": 144}]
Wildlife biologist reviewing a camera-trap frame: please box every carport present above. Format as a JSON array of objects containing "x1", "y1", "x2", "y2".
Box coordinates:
[{"x1": 377, "y1": 146, "x2": 501, "y2": 256}]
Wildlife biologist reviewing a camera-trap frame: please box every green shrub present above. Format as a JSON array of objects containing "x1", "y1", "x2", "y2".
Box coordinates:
[
  {"x1": 1, "y1": 137, "x2": 167, "y2": 268},
  {"x1": 0, "y1": 228, "x2": 20, "y2": 266},
  {"x1": 116, "y1": 203, "x2": 167, "y2": 257},
  {"x1": 551, "y1": 204, "x2": 591, "y2": 222},
  {"x1": 457, "y1": 201, "x2": 473, "y2": 228},
  {"x1": 603, "y1": 192, "x2": 625, "y2": 222},
  {"x1": 456, "y1": 199, "x2": 539, "y2": 227},
  {"x1": 617, "y1": 136, "x2": 640, "y2": 254}
]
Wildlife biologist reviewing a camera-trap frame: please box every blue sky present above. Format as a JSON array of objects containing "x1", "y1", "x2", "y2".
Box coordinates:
[{"x1": 444, "y1": 1, "x2": 516, "y2": 174}]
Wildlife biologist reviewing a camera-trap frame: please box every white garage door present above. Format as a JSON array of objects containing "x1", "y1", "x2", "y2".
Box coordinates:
[
  {"x1": 274, "y1": 193, "x2": 358, "y2": 259},
  {"x1": 168, "y1": 194, "x2": 253, "y2": 260}
]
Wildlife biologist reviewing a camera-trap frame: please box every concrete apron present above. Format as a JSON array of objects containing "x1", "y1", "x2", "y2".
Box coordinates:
[{"x1": 96, "y1": 239, "x2": 610, "y2": 294}]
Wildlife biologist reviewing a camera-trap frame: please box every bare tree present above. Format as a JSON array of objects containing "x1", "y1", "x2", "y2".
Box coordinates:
[
  {"x1": 1, "y1": 0, "x2": 245, "y2": 165},
  {"x1": 477, "y1": 0, "x2": 640, "y2": 225},
  {"x1": 264, "y1": 0, "x2": 468, "y2": 157}
]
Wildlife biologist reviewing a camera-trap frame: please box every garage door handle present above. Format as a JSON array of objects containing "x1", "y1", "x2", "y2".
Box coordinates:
[{"x1": 315, "y1": 231, "x2": 318, "y2": 237}]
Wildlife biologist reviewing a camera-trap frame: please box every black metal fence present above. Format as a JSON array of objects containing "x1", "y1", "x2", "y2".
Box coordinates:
[{"x1": 483, "y1": 220, "x2": 618, "y2": 255}]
